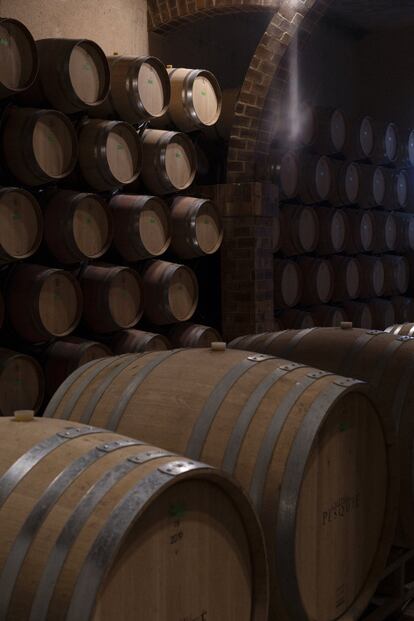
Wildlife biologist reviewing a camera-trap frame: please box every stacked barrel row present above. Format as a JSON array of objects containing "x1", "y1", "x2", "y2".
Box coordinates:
[
  {"x1": 271, "y1": 104, "x2": 414, "y2": 331},
  {"x1": 0, "y1": 18, "x2": 224, "y2": 415}
]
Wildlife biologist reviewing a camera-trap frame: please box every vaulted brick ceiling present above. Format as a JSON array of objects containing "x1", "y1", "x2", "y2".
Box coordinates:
[{"x1": 329, "y1": 0, "x2": 414, "y2": 31}]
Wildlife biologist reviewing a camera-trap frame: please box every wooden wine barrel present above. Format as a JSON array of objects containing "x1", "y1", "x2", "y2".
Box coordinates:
[
  {"x1": 309, "y1": 305, "x2": 347, "y2": 327},
  {"x1": 169, "y1": 323, "x2": 222, "y2": 348},
  {"x1": 110, "y1": 194, "x2": 171, "y2": 261},
  {"x1": 383, "y1": 169, "x2": 409, "y2": 211},
  {"x1": 0, "y1": 348, "x2": 44, "y2": 416},
  {"x1": 142, "y1": 260, "x2": 198, "y2": 325},
  {"x1": 382, "y1": 255, "x2": 409, "y2": 296},
  {"x1": 296, "y1": 104, "x2": 348, "y2": 155},
  {"x1": 0, "y1": 188, "x2": 42, "y2": 264},
  {"x1": 0, "y1": 416, "x2": 267, "y2": 621},
  {"x1": 273, "y1": 259, "x2": 302, "y2": 309},
  {"x1": 395, "y1": 212, "x2": 414, "y2": 252},
  {"x1": 44, "y1": 337, "x2": 111, "y2": 397},
  {"x1": 329, "y1": 160, "x2": 360, "y2": 206},
  {"x1": 23, "y1": 38, "x2": 110, "y2": 113},
  {"x1": 45, "y1": 348, "x2": 396, "y2": 621},
  {"x1": 386, "y1": 322, "x2": 414, "y2": 336},
  {"x1": 356, "y1": 255, "x2": 385, "y2": 298},
  {"x1": 0, "y1": 18, "x2": 38, "y2": 99},
  {"x1": 140, "y1": 129, "x2": 197, "y2": 195},
  {"x1": 79, "y1": 265, "x2": 143, "y2": 333},
  {"x1": 170, "y1": 196, "x2": 223, "y2": 259},
  {"x1": 1, "y1": 106, "x2": 77, "y2": 186},
  {"x1": 44, "y1": 190, "x2": 112, "y2": 264},
  {"x1": 111, "y1": 329, "x2": 171, "y2": 353},
  {"x1": 343, "y1": 209, "x2": 375, "y2": 254},
  {"x1": 371, "y1": 210, "x2": 397, "y2": 254},
  {"x1": 7, "y1": 264, "x2": 82, "y2": 343},
  {"x1": 298, "y1": 257, "x2": 334, "y2": 305},
  {"x1": 279, "y1": 205, "x2": 319, "y2": 256},
  {"x1": 91, "y1": 55, "x2": 170, "y2": 123},
  {"x1": 229, "y1": 325, "x2": 414, "y2": 545},
  {"x1": 399, "y1": 129, "x2": 414, "y2": 167},
  {"x1": 314, "y1": 207, "x2": 348, "y2": 255},
  {"x1": 78, "y1": 119, "x2": 142, "y2": 191},
  {"x1": 278, "y1": 309, "x2": 315, "y2": 329},
  {"x1": 367, "y1": 298, "x2": 396, "y2": 330},
  {"x1": 341, "y1": 301, "x2": 373, "y2": 328},
  {"x1": 359, "y1": 164, "x2": 386, "y2": 209},
  {"x1": 153, "y1": 68, "x2": 222, "y2": 132},
  {"x1": 279, "y1": 152, "x2": 333, "y2": 203},
  {"x1": 390, "y1": 297, "x2": 414, "y2": 324},
  {"x1": 330, "y1": 255, "x2": 361, "y2": 302},
  {"x1": 372, "y1": 122, "x2": 399, "y2": 166},
  {"x1": 344, "y1": 116, "x2": 375, "y2": 161}
]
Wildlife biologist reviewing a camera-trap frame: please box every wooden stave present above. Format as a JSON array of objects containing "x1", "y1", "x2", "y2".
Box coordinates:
[
  {"x1": 170, "y1": 196, "x2": 223, "y2": 259},
  {"x1": 0, "y1": 416, "x2": 267, "y2": 621},
  {"x1": 111, "y1": 329, "x2": 171, "y2": 353},
  {"x1": 44, "y1": 348, "x2": 397, "y2": 621},
  {"x1": 385, "y1": 322, "x2": 414, "y2": 336},
  {"x1": 168, "y1": 323, "x2": 222, "y2": 348},
  {"x1": 273, "y1": 258, "x2": 302, "y2": 309},
  {"x1": 0, "y1": 187, "x2": 43, "y2": 264},
  {"x1": 0, "y1": 347, "x2": 44, "y2": 415},
  {"x1": 0, "y1": 18, "x2": 39, "y2": 99}
]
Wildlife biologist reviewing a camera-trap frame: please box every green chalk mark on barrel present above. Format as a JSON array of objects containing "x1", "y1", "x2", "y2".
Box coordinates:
[
  {"x1": 148, "y1": 79, "x2": 154, "y2": 85},
  {"x1": 0, "y1": 38, "x2": 9, "y2": 46},
  {"x1": 169, "y1": 503, "x2": 186, "y2": 519},
  {"x1": 150, "y1": 218, "x2": 156, "y2": 224},
  {"x1": 12, "y1": 212, "x2": 21, "y2": 221},
  {"x1": 339, "y1": 422, "x2": 350, "y2": 432},
  {"x1": 201, "y1": 91, "x2": 207, "y2": 96},
  {"x1": 175, "y1": 152, "x2": 181, "y2": 159},
  {"x1": 47, "y1": 133, "x2": 56, "y2": 145},
  {"x1": 83, "y1": 63, "x2": 92, "y2": 71},
  {"x1": 117, "y1": 144, "x2": 125, "y2": 151}
]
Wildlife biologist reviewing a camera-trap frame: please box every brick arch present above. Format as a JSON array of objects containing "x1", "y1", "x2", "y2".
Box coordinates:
[
  {"x1": 148, "y1": 0, "x2": 281, "y2": 33},
  {"x1": 226, "y1": 0, "x2": 334, "y2": 182}
]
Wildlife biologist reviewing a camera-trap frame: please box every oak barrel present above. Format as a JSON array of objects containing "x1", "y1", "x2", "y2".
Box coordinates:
[
  {"x1": 110, "y1": 194, "x2": 171, "y2": 261},
  {"x1": 79, "y1": 265, "x2": 143, "y2": 333},
  {"x1": 0, "y1": 348, "x2": 44, "y2": 416},
  {"x1": 371, "y1": 210, "x2": 397, "y2": 254},
  {"x1": 383, "y1": 169, "x2": 408, "y2": 211},
  {"x1": 372, "y1": 122, "x2": 399, "y2": 166},
  {"x1": 45, "y1": 348, "x2": 396, "y2": 621},
  {"x1": 399, "y1": 129, "x2": 414, "y2": 167},
  {"x1": 273, "y1": 259, "x2": 302, "y2": 309},
  {"x1": 359, "y1": 164, "x2": 386, "y2": 209},
  {"x1": 296, "y1": 104, "x2": 348, "y2": 155},
  {"x1": 44, "y1": 190, "x2": 112, "y2": 264},
  {"x1": 394, "y1": 212, "x2": 414, "y2": 252},
  {"x1": 154, "y1": 68, "x2": 222, "y2": 132},
  {"x1": 91, "y1": 55, "x2": 170, "y2": 123},
  {"x1": 329, "y1": 256, "x2": 360, "y2": 302},
  {"x1": 278, "y1": 309, "x2": 315, "y2": 329},
  {"x1": 44, "y1": 337, "x2": 111, "y2": 398},
  {"x1": 367, "y1": 298, "x2": 396, "y2": 330},
  {"x1": 385, "y1": 322, "x2": 414, "y2": 336},
  {"x1": 111, "y1": 329, "x2": 171, "y2": 353},
  {"x1": 279, "y1": 205, "x2": 319, "y2": 256},
  {"x1": 344, "y1": 116, "x2": 375, "y2": 161},
  {"x1": 314, "y1": 207, "x2": 347, "y2": 255},
  {"x1": 356, "y1": 255, "x2": 385, "y2": 298},
  {"x1": 279, "y1": 152, "x2": 333, "y2": 203},
  {"x1": 343, "y1": 210, "x2": 375, "y2": 254},
  {"x1": 169, "y1": 323, "x2": 221, "y2": 348},
  {"x1": 7, "y1": 264, "x2": 82, "y2": 343},
  {"x1": 0, "y1": 188, "x2": 42, "y2": 264},
  {"x1": 0, "y1": 416, "x2": 267, "y2": 621},
  {"x1": 170, "y1": 196, "x2": 223, "y2": 259},
  {"x1": 309, "y1": 305, "x2": 347, "y2": 327},
  {"x1": 78, "y1": 119, "x2": 142, "y2": 191},
  {"x1": 341, "y1": 301, "x2": 373, "y2": 328},
  {"x1": 390, "y1": 297, "x2": 414, "y2": 324},
  {"x1": 140, "y1": 129, "x2": 197, "y2": 195},
  {"x1": 23, "y1": 38, "x2": 110, "y2": 113},
  {"x1": 329, "y1": 160, "x2": 360, "y2": 206},
  {"x1": 1, "y1": 106, "x2": 77, "y2": 186},
  {"x1": 382, "y1": 254, "x2": 409, "y2": 296},
  {"x1": 143, "y1": 260, "x2": 198, "y2": 325},
  {"x1": 0, "y1": 18, "x2": 38, "y2": 99},
  {"x1": 297, "y1": 257, "x2": 334, "y2": 305}
]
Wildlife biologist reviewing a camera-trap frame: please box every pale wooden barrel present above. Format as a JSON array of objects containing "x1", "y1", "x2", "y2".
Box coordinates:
[
  {"x1": 229, "y1": 325, "x2": 414, "y2": 545},
  {"x1": 140, "y1": 129, "x2": 197, "y2": 195},
  {"x1": 309, "y1": 305, "x2": 348, "y2": 327},
  {"x1": 314, "y1": 207, "x2": 348, "y2": 255},
  {"x1": 0, "y1": 18, "x2": 38, "y2": 99},
  {"x1": 79, "y1": 265, "x2": 143, "y2": 333},
  {"x1": 372, "y1": 122, "x2": 399, "y2": 166},
  {"x1": 330, "y1": 256, "x2": 361, "y2": 302},
  {"x1": 23, "y1": 38, "x2": 110, "y2": 113},
  {"x1": 142, "y1": 260, "x2": 198, "y2": 325},
  {"x1": 279, "y1": 205, "x2": 319, "y2": 256},
  {"x1": 395, "y1": 212, "x2": 414, "y2": 252},
  {"x1": 0, "y1": 348, "x2": 44, "y2": 415},
  {"x1": 169, "y1": 323, "x2": 221, "y2": 348},
  {"x1": 390, "y1": 297, "x2": 414, "y2": 324},
  {"x1": 0, "y1": 416, "x2": 267, "y2": 621},
  {"x1": 153, "y1": 68, "x2": 222, "y2": 132},
  {"x1": 329, "y1": 160, "x2": 360, "y2": 206},
  {"x1": 297, "y1": 257, "x2": 334, "y2": 305},
  {"x1": 356, "y1": 255, "x2": 385, "y2": 298},
  {"x1": 44, "y1": 337, "x2": 111, "y2": 397},
  {"x1": 384, "y1": 169, "x2": 409, "y2": 211},
  {"x1": 111, "y1": 329, "x2": 171, "y2": 353},
  {"x1": 278, "y1": 309, "x2": 315, "y2": 329},
  {"x1": 45, "y1": 348, "x2": 396, "y2": 621},
  {"x1": 344, "y1": 115, "x2": 375, "y2": 161},
  {"x1": 91, "y1": 55, "x2": 170, "y2": 123},
  {"x1": 296, "y1": 104, "x2": 348, "y2": 154},
  {"x1": 371, "y1": 210, "x2": 397, "y2": 253},
  {"x1": 385, "y1": 322, "x2": 414, "y2": 336},
  {"x1": 7, "y1": 264, "x2": 82, "y2": 343},
  {"x1": 367, "y1": 298, "x2": 396, "y2": 330},
  {"x1": 359, "y1": 164, "x2": 386, "y2": 209},
  {"x1": 110, "y1": 194, "x2": 171, "y2": 261},
  {"x1": 382, "y1": 254, "x2": 409, "y2": 296},
  {"x1": 341, "y1": 301, "x2": 373, "y2": 328},
  {"x1": 78, "y1": 119, "x2": 142, "y2": 191},
  {"x1": 343, "y1": 209, "x2": 375, "y2": 254},
  {"x1": 0, "y1": 188, "x2": 42, "y2": 264},
  {"x1": 44, "y1": 190, "x2": 112, "y2": 264},
  {"x1": 1, "y1": 106, "x2": 77, "y2": 186},
  {"x1": 170, "y1": 196, "x2": 223, "y2": 258},
  {"x1": 273, "y1": 259, "x2": 302, "y2": 309},
  {"x1": 279, "y1": 152, "x2": 333, "y2": 203}
]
